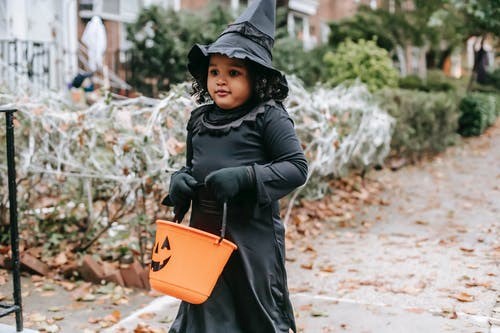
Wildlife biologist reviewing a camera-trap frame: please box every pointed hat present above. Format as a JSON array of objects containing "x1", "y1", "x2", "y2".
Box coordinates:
[{"x1": 188, "y1": 0, "x2": 287, "y2": 92}]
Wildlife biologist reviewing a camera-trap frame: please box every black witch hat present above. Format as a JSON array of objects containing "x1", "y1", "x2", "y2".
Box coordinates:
[{"x1": 187, "y1": 0, "x2": 287, "y2": 93}]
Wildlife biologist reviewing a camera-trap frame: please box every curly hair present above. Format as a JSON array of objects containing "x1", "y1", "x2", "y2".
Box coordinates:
[{"x1": 191, "y1": 59, "x2": 288, "y2": 104}]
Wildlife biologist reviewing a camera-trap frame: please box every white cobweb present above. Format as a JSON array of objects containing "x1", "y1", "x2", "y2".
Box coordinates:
[{"x1": 0, "y1": 72, "x2": 393, "y2": 233}]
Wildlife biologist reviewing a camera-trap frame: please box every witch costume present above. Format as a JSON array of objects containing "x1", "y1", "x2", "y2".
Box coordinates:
[{"x1": 162, "y1": 1, "x2": 308, "y2": 332}]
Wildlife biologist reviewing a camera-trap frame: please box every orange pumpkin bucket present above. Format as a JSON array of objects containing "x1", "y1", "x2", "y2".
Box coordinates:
[{"x1": 149, "y1": 202, "x2": 237, "y2": 304}]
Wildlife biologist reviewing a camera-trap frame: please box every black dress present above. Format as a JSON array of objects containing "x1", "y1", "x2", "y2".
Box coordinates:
[{"x1": 168, "y1": 99, "x2": 308, "y2": 333}]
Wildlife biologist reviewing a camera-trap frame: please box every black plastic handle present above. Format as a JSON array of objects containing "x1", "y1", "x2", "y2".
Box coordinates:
[{"x1": 217, "y1": 201, "x2": 228, "y2": 244}]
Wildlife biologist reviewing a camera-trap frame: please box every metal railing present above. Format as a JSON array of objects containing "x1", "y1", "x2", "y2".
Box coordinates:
[
  {"x1": 0, "y1": 107, "x2": 23, "y2": 332},
  {"x1": 0, "y1": 39, "x2": 52, "y2": 89}
]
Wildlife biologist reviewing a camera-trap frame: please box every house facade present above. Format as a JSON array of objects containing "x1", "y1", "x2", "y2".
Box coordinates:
[{"x1": 0, "y1": 0, "x2": 79, "y2": 91}]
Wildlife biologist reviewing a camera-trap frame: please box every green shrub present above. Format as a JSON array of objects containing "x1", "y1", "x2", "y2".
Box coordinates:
[
  {"x1": 458, "y1": 93, "x2": 498, "y2": 137},
  {"x1": 273, "y1": 38, "x2": 328, "y2": 87},
  {"x1": 487, "y1": 68, "x2": 500, "y2": 90},
  {"x1": 323, "y1": 39, "x2": 399, "y2": 92},
  {"x1": 398, "y1": 75, "x2": 425, "y2": 90},
  {"x1": 425, "y1": 70, "x2": 455, "y2": 92},
  {"x1": 376, "y1": 88, "x2": 460, "y2": 158},
  {"x1": 398, "y1": 71, "x2": 455, "y2": 92}
]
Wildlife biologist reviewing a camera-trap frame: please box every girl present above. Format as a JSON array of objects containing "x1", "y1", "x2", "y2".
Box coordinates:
[{"x1": 163, "y1": 1, "x2": 308, "y2": 332}]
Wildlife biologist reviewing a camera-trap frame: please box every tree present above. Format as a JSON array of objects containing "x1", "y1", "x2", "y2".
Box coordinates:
[
  {"x1": 126, "y1": 5, "x2": 232, "y2": 96},
  {"x1": 444, "y1": 0, "x2": 500, "y2": 90},
  {"x1": 327, "y1": 2, "x2": 466, "y2": 78}
]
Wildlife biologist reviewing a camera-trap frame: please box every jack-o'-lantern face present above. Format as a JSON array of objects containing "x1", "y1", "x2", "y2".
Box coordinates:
[{"x1": 151, "y1": 234, "x2": 172, "y2": 272}]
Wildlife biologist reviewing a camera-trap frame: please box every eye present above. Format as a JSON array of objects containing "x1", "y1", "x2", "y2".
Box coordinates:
[
  {"x1": 209, "y1": 69, "x2": 218, "y2": 76},
  {"x1": 229, "y1": 70, "x2": 241, "y2": 77}
]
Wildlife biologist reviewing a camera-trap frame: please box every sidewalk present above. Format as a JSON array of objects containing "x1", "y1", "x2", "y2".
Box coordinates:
[{"x1": 1, "y1": 121, "x2": 499, "y2": 332}]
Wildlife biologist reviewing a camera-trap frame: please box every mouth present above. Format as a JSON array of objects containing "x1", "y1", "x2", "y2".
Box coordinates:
[{"x1": 215, "y1": 90, "x2": 230, "y2": 97}]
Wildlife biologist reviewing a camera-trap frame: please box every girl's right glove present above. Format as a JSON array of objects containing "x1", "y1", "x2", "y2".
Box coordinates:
[{"x1": 166, "y1": 171, "x2": 198, "y2": 206}]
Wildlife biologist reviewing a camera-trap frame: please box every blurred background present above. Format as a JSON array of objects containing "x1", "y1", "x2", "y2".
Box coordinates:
[
  {"x1": 0, "y1": 0, "x2": 498, "y2": 98},
  {"x1": 0, "y1": 3, "x2": 499, "y2": 332}
]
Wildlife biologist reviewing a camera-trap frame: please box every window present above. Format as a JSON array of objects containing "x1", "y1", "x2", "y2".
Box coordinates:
[
  {"x1": 79, "y1": 0, "x2": 94, "y2": 11},
  {"x1": 102, "y1": 0, "x2": 120, "y2": 15},
  {"x1": 287, "y1": 12, "x2": 314, "y2": 49},
  {"x1": 288, "y1": 12, "x2": 304, "y2": 39}
]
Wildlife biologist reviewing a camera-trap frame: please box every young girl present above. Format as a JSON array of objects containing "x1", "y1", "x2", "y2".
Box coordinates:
[{"x1": 163, "y1": 1, "x2": 308, "y2": 332}]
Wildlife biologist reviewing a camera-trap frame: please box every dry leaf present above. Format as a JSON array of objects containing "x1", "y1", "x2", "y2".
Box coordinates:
[
  {"x1": 453, "y1": 292, "x2": 475, "y2": 302},
  {"x1": 319, "y1": 265, "x2": 335, "y2": 273},
  {"x1": 300, "y1": 263, "x2": 313, "y2": 270},
  {"x1": 54, "y1": 252, "x2": 68, "y2": 266},
  {"x1": 133, "y1": 323, "x2": 167, "y2": 333},
  {"x1": 406, "y1": 307, "x2": 425, "y2": 314},
  {"x1": 139, "y1": 312, "x2": 156, "y2": 320},
  {"x1": 459, "y1": 247, "x2": 474, "y2": 253},
  {"x1": 465, "y1": 280, "x2": 492, "y2": 288},
  {"x1": 29, "y1": 312, "x2": 47, "y2": 322}
]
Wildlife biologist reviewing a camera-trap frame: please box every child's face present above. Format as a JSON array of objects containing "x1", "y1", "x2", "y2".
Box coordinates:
[{"x1": 207, "y1": 54, "x2": 252, "y2": 110}]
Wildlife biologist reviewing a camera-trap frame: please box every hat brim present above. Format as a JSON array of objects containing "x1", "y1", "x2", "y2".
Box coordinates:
[{"x1": 187, "y1": 37, "x2": 288, "y2": 94}]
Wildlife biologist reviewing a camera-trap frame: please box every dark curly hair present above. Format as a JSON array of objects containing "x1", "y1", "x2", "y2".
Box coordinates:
[{"x1": 191, "y1": 59, "x2": 288, "y2": 104}]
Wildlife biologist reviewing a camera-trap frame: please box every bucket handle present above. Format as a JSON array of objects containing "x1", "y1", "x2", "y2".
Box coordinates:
[
  {"x1": 173, "y1": 200, "x2": 229, "y2": 245},
  {"x1": 217, "y1": 201, "x2": 228, "y2": 244}
]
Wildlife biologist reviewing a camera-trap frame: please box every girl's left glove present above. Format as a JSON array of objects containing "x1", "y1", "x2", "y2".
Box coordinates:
[{"x1": 205, "y1": 166, "x2": 255, "y2": 202}]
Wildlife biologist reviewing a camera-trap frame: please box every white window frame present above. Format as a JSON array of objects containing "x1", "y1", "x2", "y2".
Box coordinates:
[
  {"x1": 287, "y1": 11, "x2": 313, "y2": 50},
  {"x1": 320, "y1": 22, "x2": 330, "y2": 44},
  {"x1": 79, "y1": 0, "x2": 138, "y2": 23}
]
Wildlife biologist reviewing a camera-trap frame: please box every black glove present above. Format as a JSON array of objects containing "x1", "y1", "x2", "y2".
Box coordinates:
[
  {"x1": 205, "y1": 166, "x2": 255, "y2": 202},
  {"x1": 167, "y1": 171, "x2": 198, "y2": 206}
]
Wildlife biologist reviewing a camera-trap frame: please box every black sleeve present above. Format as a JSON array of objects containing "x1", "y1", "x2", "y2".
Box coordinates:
[
  {"x1": 253, "y1": 105, "x2": 308, "y2": 206},
  {"x1": 161, "y1": 106, "x2": 205, "y2": 207}
]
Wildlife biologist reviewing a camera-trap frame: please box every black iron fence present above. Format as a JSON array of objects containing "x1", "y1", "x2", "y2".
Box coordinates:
[
  {"x1": 0, "y1": 39, "x2": 52, "y2": 89},
  {"x1": 0, "y1": 108, "x2": 23, "y2": 332}
]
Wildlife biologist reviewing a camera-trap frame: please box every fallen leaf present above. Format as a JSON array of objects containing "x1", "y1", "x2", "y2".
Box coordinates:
[
  {"x1": 319, "y1": 265, "x2": 335, "y2": 273},
  {"x1": 452, "y1": 292, "x2": 475, "y2": 302},
  {"x1": 460, "y1": 247, "x2": 474, "y2": 253},
  {"x1": 38, "y1": 322, "x2": 60, "y2": 332},
  {"x1": 139, "y1": 312, "x2": 156, "y2": 320},
  {"x1": 467, "y1": 280, "x2": 492, "y2": 288},
  {"x1": 29, "y1": 313, "x2": 47, "y2": 322},
  {"x1": 54, "y1": 252, "x2": 68, "y2": 266},
  {"x1": 310, "y1": 310, "x2": 328, "y2": 317},
  {"x1": 406, "y1": 307, "x2": 425, "y2": 314},
  {"x1": 300, "y1": 263, "x2": 313, "y2": 270},
  {"x1": 77, "y1": 293, "x2": 96, "y2": 302},
  {"x1": 299, "y1": 304, "x2": 312, "y2": 312}
]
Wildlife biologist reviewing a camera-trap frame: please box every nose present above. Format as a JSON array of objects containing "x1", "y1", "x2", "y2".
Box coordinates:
[{"x1": 216, "y1": 75, "x2": 226, "y2": 85}]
